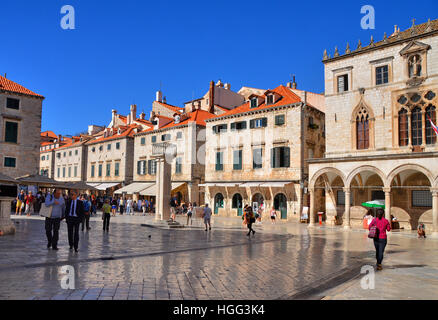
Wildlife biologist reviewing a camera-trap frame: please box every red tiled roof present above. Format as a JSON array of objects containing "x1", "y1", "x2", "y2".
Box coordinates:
[
  {"x1": 156, "y1": 101, "x2": 184, "y2": 113},
  {"x1": 86, "y1": 124, "x2": 140, "y2": 145},
  {"x1": 41, "y1": 131, "x2": 57, "y2": 139},
  {"x1": 0, "y1": 75, "x2": 44, "y2": 98},
  {"x1": 217, "y1": 85, "x2": 302, "y2": 118},
  {"x1": 158, "y1": 110, "x2": 216, "y2": 129}
]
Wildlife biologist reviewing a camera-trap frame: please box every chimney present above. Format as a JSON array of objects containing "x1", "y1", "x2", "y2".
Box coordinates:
[
  {"x1": 208, "y1": 81, "x2": 215, "y2": 113},
  {"x1": 111, "y1": 109, "x2": 117, "y2": 127},
  {"x1": 130, "y1": 104, "x2": 137, "y2": 124},
  {"x1": 224, "y1": 83, "x2": 231, "y2": 90},
  {"x1": 162, "y1": 96, "x2": 167, "y2": 104},
  {"x1": 287, "y1": 82, "x2": 292, "y2": 88},
  {"x1": 292, "y1": 75, "x2": 297, "y2": 89},
  {"x1": 58, "y1": 134, "x2": 62, "y2": 142},
  {"x1": 140, "y1": 112, "x2": 146, "y2": 120},
  {"x1": 156, "y1": 90, "x2": 162, "y2": 102}
]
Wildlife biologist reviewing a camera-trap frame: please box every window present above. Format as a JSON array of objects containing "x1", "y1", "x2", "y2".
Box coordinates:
[
  {"x1": 271, "y1": 147, "x2": 290, "y2": 168},
  {"x1": 74, "y1": 166, "x2": 77, "y2": 177},
  {"x1": 41, "y1": 156, "x2": 45, "y2": 161},
  {"x1": 147, "y1": 160, "x2": 157, "y2": 175},
  {"x1": 92, "y1": 147, "x2": 96, "y2": 152},
  {"x1": 151, "y1": 136, "x2": 157, "y2": 143},
  {"x1": 253, "y1": 148, "x2": 263, "y2": 169},
  {"x1": 176, "y1": 132, "x2": 183, "y2": 140},
  {"x1": 116, "y1": 142, "x2": 120, "y2": 150},
  {"x1": 266, "y1": 94, "x2": 274, "y2": 105},
  {"x1": 47, "y1": 155, "x2": 49, "y2": 160},
  {"x1": 62, "y1": 167, "x2": 66, "y2": 178},
  {"x1": 99, "y1": 146, "x2": 103, "y2": 152},
  {"x1": 215, "y1": 152, "x2": 223, "y2": 171},
  {"x1": 57, "y1": 167, "x2": 60, "y2": 178},
  {"x1": 106, "y1": 163, "x2": 111, "y2": 176},
  {"x1": 399, "y1": 109, "x2": 409, "y2": 146},
  {"x1": 91, "y1": 165, "x2": 95, "y2": 177},
  {"x1": 141, "y1": 137, "x2": 146, "y2": 145},
  {"x1": 115, "y1": 162, "x2": 120, "y2": 176},
  {"x1": 4, "y1": 157, "x2": 16, "y2": 168},
  {"x1": 412, "y1": 190, "x2": 432, "y2": 207},
  {"x1": 356, "y1": 111, "x2": 369, "y2": 150},
  {"x1": 411, "y1": 107, "x2": 422, "y2": 146},
  {"x1": 408, "y1": 55, "x2": 422, "y2": 78},
  {"x1": 137, "y1": 160, "x2": 146, "y2": 175},
  {"x1": 275, "y1": 115, "x2": 285, "y2": 126},
  {"x1": 69, "y1": 151, "x2": 72, "y2": 156},
  {"x1": 6, "y1": 98, "x2": 20, "y2": 110},
  {"x1": 337, "y1": 190, "x2": 354, "y2": 205},
  {"x1": 63, "y1": 152, "x2": 66, "y2": 157},
  {"x1": 426, "y1": 106, "x2": 437, "y2": 145},
  {"x1": 212, "y1": 124, "x2": 227, "y2": 134},
  {"x1": 161, "y1": 134, "x2": 171, "y2": 141},
  {"x1": 5, "y1": 121, "x2": 18, "y2": 143},
  {"x1": 230, "y1": 121, "x2": 247, "y2": 131},
  {"x1": 250, "y1": 98, "x2": 258, "y2": 109},
  {"x1": 107, "y1": 144, "x2": 111, "y2": 151},
  {"x1": 337, "y1": 74, "x2": 349, "y2": 93},
  {"x1": 68, "y1": 167, "x2": 71, "y2": 177},
  {"x1": 250, "y1": 118, "x2": 268, "y2": 129},
  {"x1": 233, "y1": 150, "x2": 242, "y2": 170},
  {"x1": 175, "y1": 157, "x2": 182, "y2": 174},
  {"x1": 371, "y1": 190, "x2": 385, "y2": 201},
  {"x1": 57, "y1": 153, "x2": 61, "y2": 158},
  {"x1": 75, "y1": 150, "x2": 78, "y2": 156},
  {"x1": 376, "y1": 65, "x2": 389, "y2": 85},
  {"x1": 98, "y1": 164, "x2": 103, "y2": 177}
]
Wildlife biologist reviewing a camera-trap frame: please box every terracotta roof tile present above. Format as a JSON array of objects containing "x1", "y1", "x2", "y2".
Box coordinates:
[
  {"x1": 156, "y1": 101, "x2": 184, "y2": 113},
  {"x1": 0, "y1": 75, "x2": 44, "y2": 98}
]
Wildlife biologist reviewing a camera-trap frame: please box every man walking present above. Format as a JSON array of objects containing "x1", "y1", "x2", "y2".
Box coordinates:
[
  {"x1": 16, "y1": 190, "x2": 25, "y2": 215},
  {"x1": 65, "y1": 190, "x2": 85, "y2": 253},
  {"x1": 203, "y1": 204, "x2": 212, "y2": 231},
  {"x1": 44, "y1": 189, "x2": 65, "y2": 250},
  {"x1": 80, "y1": 195, "x2": 91, "y2": 231}
]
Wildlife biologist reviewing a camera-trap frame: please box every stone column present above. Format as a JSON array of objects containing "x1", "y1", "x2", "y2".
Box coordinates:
[
  {"x1": 431, "y1": 189, "x2": 438, "y2": 237},
  {"x1": 308, "y1": 188, "x2": 316, "y2": 227},
  {"x1": 421, "y1": 111, "x2": 426, "y2": 147},
  {"x1": 155, "y1": 159, "x2": 162, "y2": 221},
  {"x1": 408, "y1": 112, "x2": 412, "y2": 147},
  {"x1": 383, "y1": 187, "x2": 391, "y2": 221},
  {"x1": 0, "y1": 197, "x2": 15, "y2": 235},
  {"x1": 156, "y1": 158, "x2": 172, "y2": 221},
  {"x1": 343, "y1": 187, "x2": 351, "y2": 229}
]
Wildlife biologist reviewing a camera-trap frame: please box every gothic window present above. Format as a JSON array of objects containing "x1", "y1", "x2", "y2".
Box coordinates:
[
  {"x1": 425, "y1": 105, "x2": 437, "y2": 145},
  {"x1": 411, "y1": 107, "x2": 423, "y2": 146},
  {"x1": 356, "y1": 107, "x2": 369, "y2": 150},
  {"x1": 398, "y1": 109, "x2": 409, "y2": 146},
  {"x1": 408, "y1": 55, "x2": 422, "y2": 78}
]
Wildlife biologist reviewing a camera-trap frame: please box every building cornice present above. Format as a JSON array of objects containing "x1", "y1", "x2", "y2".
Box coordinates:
[{"x1": 307, "y1": 151, "x2": 438, "y2": 164}]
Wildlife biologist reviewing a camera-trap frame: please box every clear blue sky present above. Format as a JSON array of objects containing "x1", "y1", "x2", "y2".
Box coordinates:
[{"x1": 1, "y1": 0, "x2": 437, "y2": 135}]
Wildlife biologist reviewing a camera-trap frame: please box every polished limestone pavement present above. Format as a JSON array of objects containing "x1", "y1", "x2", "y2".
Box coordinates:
[{"x1": 0, "y1": 214, "x2": 437, "y2": 300}]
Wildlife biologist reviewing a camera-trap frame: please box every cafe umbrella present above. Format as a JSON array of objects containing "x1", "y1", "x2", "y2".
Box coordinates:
[{"x1": 361, "y1": 200, "x2": 385, "y2": 209}]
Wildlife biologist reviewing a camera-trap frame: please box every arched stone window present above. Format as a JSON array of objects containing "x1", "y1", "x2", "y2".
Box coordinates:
[
  {"x1": 425, "y1": 105, "x2": 437, "y2": 145},
  {"x1": 398, "y1": 109, "x2": 409, "y2": 146},
  {"x1": 408, "y1": 54, "x2": 422, "y2": 78},
  {"x1": 355, "y1": 105, "x2": 370, "y2": 150},
  {"x1": 411, "y1": 107, "x2": 423, "y2": 146}
]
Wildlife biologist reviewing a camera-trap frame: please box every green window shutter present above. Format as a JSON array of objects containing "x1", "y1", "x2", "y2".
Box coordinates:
[
  {"x1": 249, "y1": 120, "x2": 255, "y2": 129},
  {"x1": 5, "y1": 122, "x2": 18, "y2": 143},
  {"x1": 241, "y1": 121, "x2": 247, "y2": 129},
  {"x1": 262, "y1": 118, "x2": 268, "y2": 127},
  {"x1": 271, "y1": 148, "x2": 275, "y2": 168},
  {"x1": 230, "y1": 123, "x2": 236, "y2": 131},
  {"x1": 137, "y1": 161, "x2": 141, "y2": 175},
  {"x1": 284, "y1": 147, "x2": 290, "y2": 168}
]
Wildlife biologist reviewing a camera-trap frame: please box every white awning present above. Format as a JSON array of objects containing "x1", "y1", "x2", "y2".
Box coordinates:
[
  {"x1": 172, "y1": 182, "x2": 186, "y2": 190},
  {"x1": 114, "y1": 182, "x2": 154, "y2": 195},
  {"x1": 94, "y1": 182, "x2": 120, "y2": 190},
  {"x1": 260, "y1": 182, "x2": 292, "y2": 188},
  {"x1": 214, "y1": 183, "x2": 238, "y2": 187},
  {"x1": 239, "y1": 182, "x2": 262, "y2": 187},
  {"x1": 86, "y1": 182, "x2": 102, "y2": 187},
  {"x1": 139, "y1": 182, "x2": 186, "y2": 196}
]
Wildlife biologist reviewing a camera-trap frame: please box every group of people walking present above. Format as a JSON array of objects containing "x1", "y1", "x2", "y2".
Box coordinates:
[{"x1": 43, "y1": 189, "x2": 111, "y2": 253}]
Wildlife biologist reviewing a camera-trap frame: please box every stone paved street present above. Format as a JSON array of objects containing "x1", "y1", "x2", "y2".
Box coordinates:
[{"x1": 0, "y1": 214, "x2": 437, "y2": 300}]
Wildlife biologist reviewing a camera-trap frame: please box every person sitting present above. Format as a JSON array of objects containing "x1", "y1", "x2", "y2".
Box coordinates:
[{"x1": 418, "y1": 223, "x2": 426, "y2": 238}]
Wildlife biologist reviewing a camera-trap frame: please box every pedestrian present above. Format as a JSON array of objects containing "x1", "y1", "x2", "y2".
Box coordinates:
[
  {"x1": 186, "y1": 202, "x2": 193, "y2": 226},
  {"x1": 170, "y1": 196, "x2": 177, "y2": 222},
  {"x1": 24, "y1": 191, "x2": 35, "y2": 216},
  {"x1": 363, "y1": 209, "x2": 374, "y2": 229},
  {"x1": 126, "y1": 198, "x2": 132, "y2": 215},
  {"x1": 102, "y1": 199, "x2": 112, "y2": 232},
  {"x1": 80, "y1": 195, "x2": 91, "y2": 231},
  {"x1": 203, "y1": 204, "x2": 212, "y2": 231},
  {"x1": 16, "y1": 190, "x2": 25, "y2": 215},
  {"x1": 65, "y1": 190, "x2": 85, "y2": 253},
  {"x1": 43, "y1": 189, "x2": 65, "y2": 250},
  {"x1": 270, "y1": 207, "x2": 277, "y2": 224},
  {"x1": 256, "y1": 204, "x2": 263, "y2": 224},
  {"x1": 119, "y1": 197, "x2": 124, "y2": 215},
  {"x1": 418, "y1": 223, "x2": 426, "y2": 238},
  {"x1": 34, "y1": 191, "x2": 43, "y2": 214},
  {"x1": 244, "y1": 206, "x2": 256, "y2": 237},
  {"x1": 368, "y1": 208, "x2": 391, "y2": 270},
  {"x1": 111, "y1": 198, "x2": 117, "y2": 217}
]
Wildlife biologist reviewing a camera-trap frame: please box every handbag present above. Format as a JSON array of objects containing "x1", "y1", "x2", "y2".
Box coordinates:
[
  {"x1": 40, "y1": 195, "x2": 53, "y2": 218},
  {"x1": 368, "y1": 219, "x2": 380, "y2": 239}
]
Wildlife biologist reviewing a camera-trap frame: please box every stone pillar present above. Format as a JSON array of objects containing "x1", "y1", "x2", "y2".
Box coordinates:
[
  {"x1": 343, "y1": 187, "x2": 351, "y2": 229},
  {"x1": 0, "y1": 197, "x2": 15, "y2": 235},
  {"x1": 155, "y1": 159, "x2": 162, "y2": 221},
  {"x1": 408, "y1": 112, "x2": 412, "y2": 147},
  {"x1": 308, "y1": 188, "x2": 316, "y2": 227},
  {"x1": 383, "y1": 187, "x2": 391, "y2": 221},
  {"x1": 156, "y1": 158, "x2": 172, "y2": 221},
  {"x1": 187, "y1": 181, "x2": 199, "y2": 205},
  {"x1": 421, "y1": 111, "x2": 426, "y2": 147},
  {"x1": 431, "y1": 189, "x2": 438, "y2": 237}
]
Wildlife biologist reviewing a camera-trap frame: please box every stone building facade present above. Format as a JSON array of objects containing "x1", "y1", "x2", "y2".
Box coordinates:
[
  {"x1": 203, "y1": 84, "x2": 325, "y2": 221},
  {"x1": 0, "y1": 75, "x2": 44, "y2": 178},
  {"x1": 308, "y1": 19, "x2": 438, "y2": 236},
  {"x1": 54, "y1": 136, "x2": 90, "y2": 182}
]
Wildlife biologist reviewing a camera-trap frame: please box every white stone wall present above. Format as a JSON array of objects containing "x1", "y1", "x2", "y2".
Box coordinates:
[
  {"x1": 54, "y1": 145, "x2": 86, "y2": 181},
  {"x1": 0, "y1": 93, "x2": 42, "y2": 178}
]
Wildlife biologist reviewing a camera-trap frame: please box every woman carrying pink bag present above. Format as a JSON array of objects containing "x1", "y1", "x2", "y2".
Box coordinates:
[{"x1": 368, "y1": 209, "x2": 391, "y2": 270}]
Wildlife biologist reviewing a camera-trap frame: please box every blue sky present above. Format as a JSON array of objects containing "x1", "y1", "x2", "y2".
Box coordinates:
[{"x1": 1, "y1": 0, "x2": 437, "y2": 135}]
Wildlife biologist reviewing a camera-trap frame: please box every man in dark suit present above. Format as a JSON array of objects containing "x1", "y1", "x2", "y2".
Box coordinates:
[{"x1": 65, "y1": 190, "x2": 85, "y2": 253}]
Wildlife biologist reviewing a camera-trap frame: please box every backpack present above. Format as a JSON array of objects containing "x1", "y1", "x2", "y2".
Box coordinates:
[
  {"x1": 83, "y1": 200, "x2": 90, "y2": 212},
  {"x1": 368, "y1": 219, "x2": 380, "y2": 239}
]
